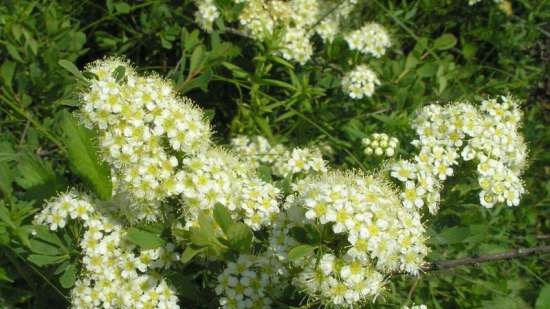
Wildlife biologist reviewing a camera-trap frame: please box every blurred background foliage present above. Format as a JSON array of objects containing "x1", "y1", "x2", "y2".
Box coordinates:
[{"x1": 0, "y1": 0, "x2": 548, "y2": 308}]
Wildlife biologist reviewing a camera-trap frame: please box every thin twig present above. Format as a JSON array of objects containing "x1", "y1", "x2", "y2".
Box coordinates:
[
  {"x1": 424, "y1": 245, "x2": 550, "y2": 271},
  {"x1": 0, "y1": 95, "x2": 66, "y2": 152}
]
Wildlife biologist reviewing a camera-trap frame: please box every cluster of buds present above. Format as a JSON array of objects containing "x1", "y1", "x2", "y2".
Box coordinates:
[{"x1": 362, "y1": 133, "x2": 399, "y2": 157}]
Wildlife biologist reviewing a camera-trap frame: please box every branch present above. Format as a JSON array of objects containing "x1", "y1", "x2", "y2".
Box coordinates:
[{"x1": 424, "y1": 245, "x2": 550, "y2": 271}]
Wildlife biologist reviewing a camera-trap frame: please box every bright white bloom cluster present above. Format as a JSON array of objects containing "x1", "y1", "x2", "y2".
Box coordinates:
[
  {"x1": 81, "y1": 59, "x2": 282, "y2": 229},
  {"x1": 295, "y1": 253, "x2": 385, "y2": 306},
  {"x1": 314, "y1": 0, "x2": 356, "y2": 43},
  {"x1": 216, "y1": 254, "x2": 280, "y2": 309},
  {"x1": 391, "y1": 96, "x2": 527, "y2": 213},
  {"x1": 194, "y1": 0, "x2": 220, "y2": 32},
  {"x1": 362, "y1": 133, "x2": 399, "y2": 157},
  {"x1": 194, "y1": 0, "x2": 359, "y2": 63},
  {"x1": 81, "y1": 58, "x2": 211, "y2": 219},
  {"x1": 404, "y1": 305, "x2": 428, "y2": 309},
  {"x1": 345, "y1": 23, "x2": 391, "y2": 58},
  {"x1": 178, "y1": 148, "x2": 280, "y2": 231},
  {"x1": 342, "y1": 65, "x2": 380, "y2": 99},
  {"x1": 35, "y1": 193, "x2": 179, "y2": 309},
  {"x1": 34, "y1": 191, "x2": 94, "y2": 230},
  {"x1": 230, "y1": 135, "x2": 327, "y2": 177},
  {"x1": 287, "y1": 171, "x2": 427, "y2": 305},
  {"x1": 216, "y1": 211, "x2": 296, "y2": 309}
]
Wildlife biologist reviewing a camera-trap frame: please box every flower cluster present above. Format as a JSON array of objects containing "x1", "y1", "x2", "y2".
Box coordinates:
[
  {"x1": 178, "y1": 148, "x2": 280, "y2": 231},
  {"x1": 391, "y1": 96, "x2": 527, "y2": 213},
  {"x1": 35, "y1": 193, "x2": 180, "y2": 309},
  {"x1": 287, "y1": 171, "x2": 427, "y2": 305},
  {"x1": 216, "y1": 211, "x2": 296, "y2": 309},
  {"x1": 194, "y1": 0, "x2": 219, "y2": 32},
  {"x1": 81, "y1": 58, "x2": 211, "y2": 220},
  {"x1": 82, "y1": 59, "x2": 281, "y2": 230},
  {"x1": 344, "y1": 22, "x2": 391, "y2": 58},
  {"x1": 230, "y1": 135, "x2": 327, "y2": 177},
  {"x1": 341, "y1": 65, "x2": 380, "y2": 99},
  {"x1": 34, "y1": 191, "x2": 94, "y2": 230},
  {"x1": 216, "y1": 254, "x2": 280, "y2": 309},
  {"x1": 194, "y1": 0, "x2": 386, "y2": 64},
  {"x1": 39, "y1": 57, "x2": 529, "y2": 309},
  {"x1": 295, "y1": 253, "x2": 385, "y2": 307},
  {"x1": 362, "y1": 133, "x2": 399, "y2": 157}
]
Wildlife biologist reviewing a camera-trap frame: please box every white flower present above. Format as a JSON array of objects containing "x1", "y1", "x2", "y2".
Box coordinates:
[{"x1": 342, "y1": 64, "x2": 380, "y2": 99}]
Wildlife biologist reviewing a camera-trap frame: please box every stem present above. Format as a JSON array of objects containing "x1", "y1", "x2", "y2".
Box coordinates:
[
  {"x1": 0, "y1": 95, "x2": 66, "y2": 152},
  {"x1": 80, "y1": 1, "x2": 158, "y2": 32},
  {"x1": 424, "y1": 245, "x2": 550, "y2": 271}
]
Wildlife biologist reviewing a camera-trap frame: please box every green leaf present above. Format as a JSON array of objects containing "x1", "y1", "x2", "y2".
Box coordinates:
[
  {"x1": 180, "y1": 246, "x2": 203, "y2": 264},
  {"x1": 15, "y1": 153, "x2": 61, "y2": 200},
  {"x1": 58, "y1": 59, "x2": 84, "y2": 79},
  {"x1": 5, "y1": 43, "x2": 23, "y2": 62},
  {"x1": 61, "y1": 111, "x2": 112, "y2": 200},
  {"x1": 404, "y1": 53, "x2": 419, "y2": 71},
  {"x1": 536, "y1": 285, "x2": 550, "y2": 309},
  {"x1": 27, "y1": 254, "x2": 66, "y2": 266},
  {"x1": 189, "y1": 45, "x2": 205, "y2": 74},
  {"x1": 1, "y1": 61, "x2": 16, "y2": 86},
  {"x1": 59, "y1": 264, "x2": 77, "y2": 289},
  {"x1": 288, "y1": 244, "x2": 315, "y2": 261},
  {"x1": 15, "y1": 153, "x2": 56, "y2": 190},
  {"x1": 429, "y1": 226, "x2": 470, "y2": 245},
  {"x1": 0, "y1": 266, "x2": 13, "y2": 283},
  {"x1": 256, "y1": 165, "x2": 272, "y2": 182},
  {"x1": 433, "y1": 33, "x2": 457, "y2": 50},
  {"x1": 226, "y1": 223, "x2": 252, "y2": 253},
  {"x1": 112, "y1": 65, "x2": 126, "y2": 82},
  {"x1": 213, "y1": 203, "x2": 233, "y2": 234},
  {"x1": 254, "y1": 116, "x2": 273, "y2": 139},
  {"x1": 417, "y1": 62, "x2": 438, "y2": 78},
  {"x1": 29, "y1": 239, "x2": 60, "y2": 256},
  {"x1": 126, "y1": 227, "x2": 165, "y2": 250},
  {"x1": 0, "y1": 203, "x2": 14, "y2": 228},
  {"x1": 189, "y1": 212, "x2": 221, "y2": 248},
  {"x1": 0, "y1": 162, "x2": 13, "y2": 197},
  {"x1": 32, "y1": 225, "x2": 65, "y2": 249}
]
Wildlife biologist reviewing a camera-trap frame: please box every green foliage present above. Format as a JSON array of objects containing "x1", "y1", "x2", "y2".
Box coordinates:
[
  {"x1": 60, "y1": 111, "x2": 112, "y2": 200},
  {"x1": 0, "y1": 0, "x2": 548, "y2": 308},
  {"x1": 127, "y1": 227, "x2": 166, "y2": 250}
]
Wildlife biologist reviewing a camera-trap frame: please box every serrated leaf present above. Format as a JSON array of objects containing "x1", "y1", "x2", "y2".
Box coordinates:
[
  {"x1": 29, "y1": 239, "x2": 60, "y2": 256},
  {"x1": 61, "y1": 111, "x2": 112, "y2": 200},
  {"x1": 226, "y1": 223, "x2": 252, "y2": 253},
  {"x1": 213, "y1": 203, "x2": 233, "y2": 234},
  {"x1": 15, "y1": 153, "x2": 62, "y2": 200},
  {"x1": 27, "y1": 254, "x2": 66, "y2": 266},
  {"x1": 127, "y1": 227, "x2": 165, "y2": 250},
  {"x1": 15, "y1": 153, "x2": 56, "y2": 190},
  {"x1": 33, "y1": 225, "x2": 65, "y2": 248},
  {"x1": 288, "y1": 244, "x2": 315, "y2": 261}
]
